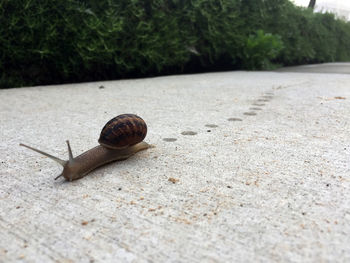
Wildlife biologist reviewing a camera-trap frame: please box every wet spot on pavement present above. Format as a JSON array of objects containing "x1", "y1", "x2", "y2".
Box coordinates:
[
  {"x1": 228, "y1": 118, "x2": 243, "y2": 121},
  {"x1": 181, "y1": 131, "x2": 197, "y2": 136},
  {"x1": 244, "y1": 112, "x2": 257, "y2": 116},
  {"x1": 163, "y1": 138, "x2": 177, "y2": 142}
]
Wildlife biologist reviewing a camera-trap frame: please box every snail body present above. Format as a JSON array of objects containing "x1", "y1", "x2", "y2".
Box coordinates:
[{"x1": 20, "y1": 114, "x2": 149, "y2": 181}]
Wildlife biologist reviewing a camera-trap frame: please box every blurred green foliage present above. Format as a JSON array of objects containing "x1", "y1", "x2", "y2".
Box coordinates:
[
  {"x1": 241, "y1": 30, "x2": 283, "y2": 69},
  {"x1": 1, "y1": 0, "x2": 350, "y2": 88}
]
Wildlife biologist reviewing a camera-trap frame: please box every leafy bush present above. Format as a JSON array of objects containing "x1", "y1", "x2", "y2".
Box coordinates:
[
  {"x1": 241, "y1": 30, "x2": 283, "y2": 69},
  {"x1": 261, "y1": 1, "x2": 350, "y2": 65},
  {"x1": 0, "y1": 0, "x2": 195, "y2": 88},
  {"x1": 1, "y1": 0, "x2": 350, "y2": 88}
]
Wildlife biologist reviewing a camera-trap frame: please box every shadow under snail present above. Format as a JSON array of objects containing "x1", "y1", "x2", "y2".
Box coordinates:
[{"x1": 20, "y1": 114, "x2": 150, "y2": 181}]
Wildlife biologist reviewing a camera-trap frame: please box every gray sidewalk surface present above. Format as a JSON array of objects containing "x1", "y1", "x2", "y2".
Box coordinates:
[{"x1": 1, "y1": 64, "x2": 350, "y2": 262}]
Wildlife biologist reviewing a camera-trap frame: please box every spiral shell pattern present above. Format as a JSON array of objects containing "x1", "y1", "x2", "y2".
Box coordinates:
[{"x1": 98, "y1": 114, "x2": 147, "y2": 149}]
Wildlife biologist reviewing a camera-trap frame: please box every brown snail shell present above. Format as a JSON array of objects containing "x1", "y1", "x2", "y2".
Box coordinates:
[{"x1": 98, "y1": 114, "x2": 147, "y2": 149}]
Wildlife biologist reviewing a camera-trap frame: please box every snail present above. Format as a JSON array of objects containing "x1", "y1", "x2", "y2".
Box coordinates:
[{"x1": 20, "y1": 114, "x2": 149, "y2": 181}]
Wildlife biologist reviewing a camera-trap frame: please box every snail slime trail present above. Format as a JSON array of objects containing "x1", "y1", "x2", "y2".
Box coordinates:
[{"x1": 20, "y1": 114, "x2": 150, "y2": 181}]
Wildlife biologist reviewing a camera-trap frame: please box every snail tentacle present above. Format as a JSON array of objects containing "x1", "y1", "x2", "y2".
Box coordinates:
[
  {"x1": 19, "y1": 143, "x2": 67, "y2": 166},
  {"x1": 66, "y1": 140, "x2": 74, "y2": 162}
]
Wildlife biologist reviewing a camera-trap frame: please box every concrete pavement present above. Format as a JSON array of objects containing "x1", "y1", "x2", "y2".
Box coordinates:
[
  {"x1": 276, "y1": 62, "x2": 350, "y2": 74},
  {"x1": 1, "y1": 63, "x2": 350, "y2": 262}
]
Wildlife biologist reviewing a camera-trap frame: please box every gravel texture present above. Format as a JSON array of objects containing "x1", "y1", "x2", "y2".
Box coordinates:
[{"x1": 1, "y1": 65, "x2": 350, "y2": 262}]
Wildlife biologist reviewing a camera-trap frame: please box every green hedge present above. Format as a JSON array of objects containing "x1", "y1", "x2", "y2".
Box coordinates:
[{"x1": 1, "y1": 0, "x2": 350, "y2": 88}]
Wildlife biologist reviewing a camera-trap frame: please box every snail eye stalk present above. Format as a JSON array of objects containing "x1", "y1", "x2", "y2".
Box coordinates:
[{"x1": 19, "y1": 143, "x2": 67, "y2": 166}]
